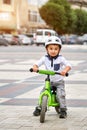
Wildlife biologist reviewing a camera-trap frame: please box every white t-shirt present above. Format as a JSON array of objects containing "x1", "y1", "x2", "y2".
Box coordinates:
[{"x1": 35, "y1": 55, "x2": 71, "y2": 82}]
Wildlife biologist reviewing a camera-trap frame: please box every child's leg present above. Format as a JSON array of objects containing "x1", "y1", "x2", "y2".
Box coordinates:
[
  {"x1": 33, "y1": 87, "x2": 45, "y2": 116},
  {"x1": 56, "y1": 80, "x2": 67, "y2": 118}
]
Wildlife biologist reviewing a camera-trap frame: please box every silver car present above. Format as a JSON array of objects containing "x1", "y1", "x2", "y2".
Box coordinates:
[
  {"x1": 77, "y1": 34, "x2": 87, "y2": 45},
  {"x1": 18, "y1": 34, "x2": 31, "y2": 45}
]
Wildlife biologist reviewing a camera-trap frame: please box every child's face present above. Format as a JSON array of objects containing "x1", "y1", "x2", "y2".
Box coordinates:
[{"x1": 46, "y1": 44, "x2": 60, "y2": 57}]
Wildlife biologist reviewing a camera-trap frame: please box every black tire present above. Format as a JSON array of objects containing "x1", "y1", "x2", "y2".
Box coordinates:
[
  {"x1": 83, "y1": 41, "x2": 87, "y2": 45},
  {"x1": 55, "y1": 106, "x2": 60, "y2": 114},
  {"x1": 40, "y1": 95, "x2": 48, "y2": 123}
]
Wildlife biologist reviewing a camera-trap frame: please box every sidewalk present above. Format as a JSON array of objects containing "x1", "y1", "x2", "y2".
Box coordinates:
[
  {"x1": 0, "y1": 71, "x2": 87, "y2": 130},
  {"x1": 0, "y1": 106, "x2": 87, "y2": 130},
  {"x1": 0, "y1": 45, "x2": 87, "y2": 130}
]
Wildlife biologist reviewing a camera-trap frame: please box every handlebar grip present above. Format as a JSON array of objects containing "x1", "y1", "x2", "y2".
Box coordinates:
[
  {"x1": 55, "y1": 72, "x2": 69, "y2": 77},
  {"x1": 29, "y1": 68, "x2": 33, "y2": 72},
  {"x1": 65, "y1": 73, "x2": 69, "y2": 77}
]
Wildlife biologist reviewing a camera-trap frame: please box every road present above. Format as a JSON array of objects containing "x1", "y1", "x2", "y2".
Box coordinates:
[{"x1": 0, "y1": 45, "x2": 87, "y2": 130}]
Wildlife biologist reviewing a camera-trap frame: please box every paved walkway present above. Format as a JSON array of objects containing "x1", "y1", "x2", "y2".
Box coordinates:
[
  {"x1": 0, "y1": 106, "x2": 87, "y2": 130},
  {"x1": 0, "y1": 45, "x2": 87, "y2": 130}
]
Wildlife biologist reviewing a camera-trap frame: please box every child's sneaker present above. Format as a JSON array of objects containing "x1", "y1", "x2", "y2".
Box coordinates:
[
  {"x1": 33, "y1": 106, "x2": 41, "y2": 116},
  {"x1": 59, "y1": 109, "x2": 67, "y2": 118}
]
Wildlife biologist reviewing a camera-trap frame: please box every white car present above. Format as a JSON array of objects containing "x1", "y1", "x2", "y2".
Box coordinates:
[
  {"x1": 34, "y1": 29, "x2": 58, "y2": 46},
  {"x1": 18, "y1": 34, "x2": 31, "y2": 45}
]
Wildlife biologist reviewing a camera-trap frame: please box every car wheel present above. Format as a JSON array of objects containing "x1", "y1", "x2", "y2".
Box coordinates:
[{"x1": 83, "y1": 41, "x2": 87, "y2": 45}]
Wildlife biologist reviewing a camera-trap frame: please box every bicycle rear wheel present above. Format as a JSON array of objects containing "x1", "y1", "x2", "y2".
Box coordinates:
[{"x1": 40, "y1": 95, "x2": 48, "y2": 123}]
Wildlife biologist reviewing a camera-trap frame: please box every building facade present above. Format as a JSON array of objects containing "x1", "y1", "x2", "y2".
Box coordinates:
[
  {"x1": 67, "y1": 0, "x2": 87, "y2": 10},
  {"x1": 0, "y1": 0, "x2": 47, "y2": 34},
  {"x1": 0, "y1": 0, "x2": 17, "y2": 34}
]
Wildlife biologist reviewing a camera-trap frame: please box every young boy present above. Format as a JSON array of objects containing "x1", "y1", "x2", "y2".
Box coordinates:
[{"x1": 32, "y1": 36, "x2": 71, "y2": 118}]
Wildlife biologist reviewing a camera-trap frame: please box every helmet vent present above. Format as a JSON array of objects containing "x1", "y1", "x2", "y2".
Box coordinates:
[
  {"x1": 48, "y1": 39, "x2": 51, "y2": 42},
  {"x1": 56, "y1": 39, "x2": 59, "y2": 42}
]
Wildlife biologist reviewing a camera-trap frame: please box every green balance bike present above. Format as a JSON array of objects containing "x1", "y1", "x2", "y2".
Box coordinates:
[{"x1": 30, "y1": 68, "x2": 68, "y2": 123}]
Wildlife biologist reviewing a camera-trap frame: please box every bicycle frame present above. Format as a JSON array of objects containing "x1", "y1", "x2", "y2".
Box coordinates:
[
  {"x1": 39, "y1": 74, "x2": 59, "y2": 107},
  {"x1": 30, "y1": 68, "x2": 68, "y2": 107}
]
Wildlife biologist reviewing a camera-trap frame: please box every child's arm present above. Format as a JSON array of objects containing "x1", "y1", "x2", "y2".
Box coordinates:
[
  {"x1": 32, "y1": 56, "x2": 45, "y2": 72},
  {"x1": 60, "y1": 66, "x2": 71, "y2": 76}
]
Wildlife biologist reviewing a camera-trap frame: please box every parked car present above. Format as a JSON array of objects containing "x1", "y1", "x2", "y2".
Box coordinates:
[
  {"x1": 3, "y1": 34, "x2": 13, "y2": 43},
  {"x1": 25, "y1": 33, "x2": 34, "y2": 45},
  {"x1": 77, "y1": 34, "x2": 87, "y2": 45},
  {"x1": 67, "y1": 35, "x2": 78, "y2": 44},
  {"x1": 60, "y1": 34, "x2": 78, "y2": 45},
  {"x1": 34, "y1": 29, "x2": 58, "y2": 46},
  {"x1": 18, "y1": 34, "x2": 31, "y2": 45},
  {"x1": 10, "y1": 35, "x2": 22, "y2": 45},
  {"x1": 0, "y1": 35, "x2": 3, "y2": 38},
  {"x1": 0, "y1": 38, "x2": 9, "y2": 46},
  {"x1": 60, "y1": 35, "x2": 68, "y2": 44}
]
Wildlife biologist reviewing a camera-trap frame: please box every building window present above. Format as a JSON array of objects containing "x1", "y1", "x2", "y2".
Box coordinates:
[
  {"x1": 3, "y1": 0, "x2": 11, "y2": 4},
  {"x1": 28, "y1": 10, "x2": 44, "y2": 24},
  {"x1": 28, "y1": 10, "x2": 39, "y2": 22}
]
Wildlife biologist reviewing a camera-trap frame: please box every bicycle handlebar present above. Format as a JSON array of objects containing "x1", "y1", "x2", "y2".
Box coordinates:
[{"x1": 29, "y1": 68, "x2": 68, "y2": 77}]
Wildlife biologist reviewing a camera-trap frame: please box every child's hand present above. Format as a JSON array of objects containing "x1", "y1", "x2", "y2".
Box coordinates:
[
  {"x1": 60, "y1": 71, "x2": 67, "y2": 76},
  {"x1": 60, "y1": 66, "x2": 71, "y2": 76},
  {"x1": 32, "y1": 65, "x2": 38, "y2": 72}
]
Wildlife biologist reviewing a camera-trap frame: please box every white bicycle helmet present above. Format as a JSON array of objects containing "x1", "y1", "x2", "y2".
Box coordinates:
[{"x1": 45, "y1": 36, "x2": 62, "y2": 48}]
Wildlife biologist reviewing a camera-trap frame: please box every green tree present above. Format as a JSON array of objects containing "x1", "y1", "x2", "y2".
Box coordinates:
[
  {"x1": 39, "y1": 2, "x2": 67, "y2": 34},
  {"x1": 64, "y1": 8, "x2": 77, "y2": 34},
  {"x1": 74, "y1": 9, "x2": 87, "y2": 34},
  {"x1": 39, "y1": 0, "x2": 75, "y2": 34}
]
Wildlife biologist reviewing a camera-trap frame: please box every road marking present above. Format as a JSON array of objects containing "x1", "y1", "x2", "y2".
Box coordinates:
[{"x1": 0, "y1": 98, "x2": 11, "y2": 103}]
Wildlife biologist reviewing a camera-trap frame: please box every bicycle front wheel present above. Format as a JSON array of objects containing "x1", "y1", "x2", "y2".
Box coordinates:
[{"x1": 40, "y1": 95, "x2": 48, "y2": 123}]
